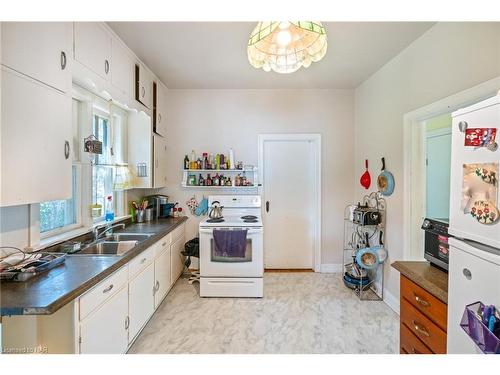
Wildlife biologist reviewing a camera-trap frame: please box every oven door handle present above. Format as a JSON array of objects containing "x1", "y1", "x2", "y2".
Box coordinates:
[{"x1": 199, "y1": 228, "x2": 262, "y2": 234}]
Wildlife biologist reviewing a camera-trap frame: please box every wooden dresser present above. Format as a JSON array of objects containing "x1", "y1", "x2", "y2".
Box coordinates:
[{"x1": 392, "y1": 261, "x2": 448, "y2": 354}]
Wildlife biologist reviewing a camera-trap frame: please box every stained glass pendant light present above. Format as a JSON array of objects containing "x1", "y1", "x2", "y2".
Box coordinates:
[{"x1": 247, "y1": 21, "x2": 327, "y2": 74}]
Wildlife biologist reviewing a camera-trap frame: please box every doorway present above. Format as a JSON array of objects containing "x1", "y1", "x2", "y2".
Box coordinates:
[
  {"x1": 258, "y1": 134, "x2": 321, "y2": 271},
  {"x1": 425, "y1": 114, "x2": 452, "y2": 220}
]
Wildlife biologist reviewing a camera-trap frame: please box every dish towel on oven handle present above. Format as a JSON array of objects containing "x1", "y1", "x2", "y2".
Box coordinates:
[{"x1": 213, "y1": 229, "x2": 248, "y2": 258}]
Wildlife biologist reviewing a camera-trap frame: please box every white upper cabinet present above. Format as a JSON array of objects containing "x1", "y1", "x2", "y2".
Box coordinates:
[
  {"x1": 155, "y1": 80, "x2": 168, "y2": 136},
  {"x1": 74, "y1": 22, "x2": 112, "y2": 80},
  {"x1": 1, "y1": 22, "x2": 72, "y2": 93},
  {"x1": 153, "y1": 135, "x2": 168, "y2": 188},
  {"x1": 1, "y1": 67, "x2": 72, "y2": 207},
  {"x1": 111, "y1": 36, "x2": 135, "y2": 99},
  {"x1": 135, "y1": 62, "x2": 152, "y2": 108}
]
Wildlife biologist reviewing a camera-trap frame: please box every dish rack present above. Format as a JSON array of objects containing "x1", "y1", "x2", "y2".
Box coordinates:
[{"x1": 343, "y1": 192, "x2": 386, "y2": 301}]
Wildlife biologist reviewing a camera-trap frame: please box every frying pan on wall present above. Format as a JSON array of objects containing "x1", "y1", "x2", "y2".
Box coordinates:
[
  {"x1": 360, "y1": 159, "x2": 371, "y2": 190},
  {"x1": 377, "y1": 157, "x2": 395, "y2": 196}
]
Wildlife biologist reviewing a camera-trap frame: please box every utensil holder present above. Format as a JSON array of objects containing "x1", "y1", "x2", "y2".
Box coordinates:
[
  {"x1": 136, "y1": 210, "x2": 145, "y2": 223},
  {"x1": 144, "y1": 208, "x2": 154, "y2": 222},
  {"x1": 460, "y1": 301, "x2": 500, "y2": 354}
]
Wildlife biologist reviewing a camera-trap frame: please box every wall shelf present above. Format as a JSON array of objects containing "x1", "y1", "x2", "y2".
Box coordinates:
[{"x1": 181, "y1": 167, "x2": 259, "y2": 189}]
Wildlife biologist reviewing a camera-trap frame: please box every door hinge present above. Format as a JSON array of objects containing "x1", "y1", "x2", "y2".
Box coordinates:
[{"x1": 78, "y1": 336, "x2": 82, "y2": 344}]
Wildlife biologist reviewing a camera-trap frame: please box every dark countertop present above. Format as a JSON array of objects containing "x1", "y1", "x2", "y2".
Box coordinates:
[
  {"x1": 391, "y1": 261, "x2": 448, "y2": 303},
  {"x1": 0, "y1": 217, "x2": 187, "y2": 316}
]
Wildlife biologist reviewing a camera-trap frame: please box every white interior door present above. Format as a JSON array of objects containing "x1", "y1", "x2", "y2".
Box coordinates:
[{"x1": 262, "y1": 138, "x2": 316, "y2": 269}]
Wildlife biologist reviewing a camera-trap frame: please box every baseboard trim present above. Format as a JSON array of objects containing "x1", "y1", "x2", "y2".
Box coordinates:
[
  {"x1": 319, "y1": 263, "x2": 343, "y2": 273},
  {"x1": 383, "y1": 288, "x2": 400, "y2": 315}
]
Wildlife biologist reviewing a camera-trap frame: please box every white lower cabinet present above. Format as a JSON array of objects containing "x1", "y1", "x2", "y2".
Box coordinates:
[
  {"x1": 171, "y1": 235, "x2": 186, "y2": 285},
  {"x1": 128, "y1": 262, "x2": 155, "y2": 342},
  {"x1": 79, "y1": 285, "x2": 129, "y2": 354},
  {"x1": 154, "y1": 245, "x2": 172, "y2": 308}
]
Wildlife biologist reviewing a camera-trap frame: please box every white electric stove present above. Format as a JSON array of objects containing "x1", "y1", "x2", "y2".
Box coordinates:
[{"x1": 199, "y1": 195, "x2": 263, "y2": 297}]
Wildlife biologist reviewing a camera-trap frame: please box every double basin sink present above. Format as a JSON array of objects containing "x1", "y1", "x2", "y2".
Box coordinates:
[{"x1": 72, "y1": 233, "x2": 154, "y2": 256}]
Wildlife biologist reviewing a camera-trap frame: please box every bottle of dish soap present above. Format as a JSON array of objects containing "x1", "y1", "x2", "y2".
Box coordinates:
[{"x1": 105, "y1": 195, "x2": 114, "y2": 221}]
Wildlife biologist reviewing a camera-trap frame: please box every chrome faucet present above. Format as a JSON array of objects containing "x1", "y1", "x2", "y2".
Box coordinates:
[{"x1": 93, "y1": 223, "x2": 126, "y2": 241}]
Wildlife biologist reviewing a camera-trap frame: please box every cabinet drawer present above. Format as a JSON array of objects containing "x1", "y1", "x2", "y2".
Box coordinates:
[
  {"x1": 154, "y1": 234, "x2": 171, "y2": 258},
  {"x1": 400, "y1": 322, "x2": 433, "y2": 354},
  {"x1": 129, "y1": 246, "x2": 155, "y2": 278},
  {"x1": 171, "y1": 224, "x2": 185, "y2": 242},
  {"x1": 401, "y1": 276, "x2": 447, "y2": 331},
  {"x1": 79, "y1": 266, "x2": 128, "y2": 320},
  {"x1": 401, "y1": 298, "x2": 447, "y2": 354}
]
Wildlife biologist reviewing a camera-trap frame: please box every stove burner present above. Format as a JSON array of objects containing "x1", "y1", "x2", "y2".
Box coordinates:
[
  {"x1": 241, "y1": 215, "x2": 258, "y2": 220},
  {"x1": 243, "y1": 219, "x2": 258, "y2": 223},
  {"x1": 206, "y1": 218, "x2": 225, "y2": 223}
]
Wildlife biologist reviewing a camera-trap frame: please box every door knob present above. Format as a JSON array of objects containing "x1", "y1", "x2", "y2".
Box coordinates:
[{"x1": 266, "y1": 201, "x2": 270, "y2": 213}]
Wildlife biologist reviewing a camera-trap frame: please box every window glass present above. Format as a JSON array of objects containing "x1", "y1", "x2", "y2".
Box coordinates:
[
  {"x1": 92, "y1": 165, "x2": 114, "y2": 221},
  {"x1": 40, "y1": 166, "x2": 77, "y2": 233},
  {"x1": 93, "y1": 114, "x2": 110, "y2": 165}
]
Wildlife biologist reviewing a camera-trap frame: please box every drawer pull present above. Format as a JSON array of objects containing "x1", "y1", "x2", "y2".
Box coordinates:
[
  {"x1": 155, "y1": 280, "x2": 160, "y2": 292},
  {"x1": 140, "y1": 258, "x2": 147, "y2": 264},
  {"x1": 125, "y1": 316, "x2": 130, "y2": 330},
  {"x1": 414, "y1": 294, "x2": 430, "y2": 307},
  {"x1": 412, "y1": 320, "x2": 430, "y2": 337},
  {"x1": 102, "y1": 284, "x2": 114, "y2": 293},
  {"x1": 411, "y1": 347, "x2": 421, "y2": 354},
  {"x1": 162, "y1": 242, "x2": 167, "y2": 247}
]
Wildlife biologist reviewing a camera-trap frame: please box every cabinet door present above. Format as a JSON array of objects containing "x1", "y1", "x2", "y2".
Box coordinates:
[
  {"x1": 155, "y1": 81, "x2": 167, "y2": 136},
  {"x1": 1, "y1": 22, "x2": 72, "y2": 93},
  {"x1": 74, "y1": 22, "x2": 111, "y2": 80},
  {"x1": 1, "y1": 67, "x2": 72, "y2": 206},
  {"x1": 128, "y1": 262, "x2": 155, "y2": 342},
  {"x1": 154, "y1": 246, "x2": 172, "y2": 309},
  {"x1": 79, "y1": 285, "x2": 128, "y2": 354},
  {"x1": 153, "y1": 135, "x2": 167, "y2": 188},
  {"x1": 136, "y1": 63, "x2": 152, "y2": 108},
  {"x1": 171, "y1": 235, "x2": 185, "y2": 285},
  {"x1": 111, "y1": 36, "x2": 135, "y2": 99}
]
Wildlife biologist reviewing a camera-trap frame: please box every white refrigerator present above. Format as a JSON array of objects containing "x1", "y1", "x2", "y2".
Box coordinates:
[{"x1": 447, "y1": 94, "x2": 500, "y2": 354}]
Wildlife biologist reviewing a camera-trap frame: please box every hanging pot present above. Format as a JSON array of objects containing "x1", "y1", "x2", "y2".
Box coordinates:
[
  {"x1": 360, "y1": 159, "x2": 371, "y2": 190},
  {"x1": 377, "y1": 157, "x2": 395, "y2": 196}
]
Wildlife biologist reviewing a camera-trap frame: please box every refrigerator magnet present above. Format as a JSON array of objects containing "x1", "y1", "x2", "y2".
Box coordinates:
[{"x1": 464, "y1": 127, "x2": 497, "y2": 148}]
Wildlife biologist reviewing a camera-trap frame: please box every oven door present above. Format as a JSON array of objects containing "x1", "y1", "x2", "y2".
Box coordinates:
[
  {"x1": 424, "y1": 230, "x2": 450, "y2": 270},
  {"x1": 199, "y1": 227, "x2": 263, "y2": 277}
]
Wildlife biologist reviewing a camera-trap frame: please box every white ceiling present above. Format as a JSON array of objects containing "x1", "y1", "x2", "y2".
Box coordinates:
[{"x1": 108, "y1": 22, "x2": 434, "y2": 89}]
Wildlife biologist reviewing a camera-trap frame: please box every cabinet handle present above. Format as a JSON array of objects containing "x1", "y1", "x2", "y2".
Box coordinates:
[
  {"x1": 412, "y1": 320, "x2": 430, "y2": 337},
  {"x1": 102, "y1": 284, "x2": 114, "y2": 293},
  {"x1": 60, "y1": 51, "x2": 67, "y2": 70},
  {"x1": 158, "y1": 113, "x2": 162, "y2": 123},
  {"x1": 141, "y1": 86, "x2": 145, "y2": 98},
  {"x1": 140, "y1": 257, "x2": 147, "y2": 264},
  {"x1": 266, "y1": 201, "x2": 270, "y2": 213},
  {"x1": 104, "y1": 59, "x2": 110, "y2": 74},
  {"x1": 64, "y1": 140, "x2": 71, "y2": 160},
  {"x1": 411, "y1": 347, "x2": 421, "y2": 354},
  {"x1": 155, "y1": 281, "x2": 160, "y2": 292},
  {"x1": 414, "y1": 293, "x2": 430, "y2": 307},
  {"x1": 463, "y1": 268, "x2": 472, "y2": 280},
  {"x1": 125, "y1": 316, "x2": 130, "y2": 330},
  {"x1": 155, "y1": 159, "x2": 159, "y2": 168},
  {"x1": 162, "y1": 242, "x2": 167, "y2": 247}
]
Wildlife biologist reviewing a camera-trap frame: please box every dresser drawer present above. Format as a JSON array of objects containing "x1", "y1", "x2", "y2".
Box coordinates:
[
  {"x1": 400, "y1": 322, "x2": 432, "y2": 354},
  {"x1": 79, "y1": 266, "x2": 128, "y2": 320},
  {"x1": 401, "y1": 276, "x2": 447, "y2": 331},
  {"x1": 401, "y1": 298, "x2": 447, "y2": 353},
  {"x1": 129, "y1": 246, "x2": 155, "y2": 278}
]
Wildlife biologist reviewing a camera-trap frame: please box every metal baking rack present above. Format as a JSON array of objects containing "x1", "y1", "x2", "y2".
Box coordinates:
[{"x1": 343, "y1": 192, "x2": 386, "y2": 301}]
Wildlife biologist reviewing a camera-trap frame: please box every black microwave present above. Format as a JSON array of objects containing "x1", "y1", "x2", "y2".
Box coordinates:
[{"x1": 421, "y1": 218, "x2": 451, "y2": 272}]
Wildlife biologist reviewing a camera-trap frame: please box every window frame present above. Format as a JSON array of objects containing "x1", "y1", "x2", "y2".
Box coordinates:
[{"x1": 39, "y1": 164, "x2": 84, "y2": 240}]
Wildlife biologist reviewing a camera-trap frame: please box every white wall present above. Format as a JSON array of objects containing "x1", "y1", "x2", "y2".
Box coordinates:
[
  {"x1": 160, "y1": 89, "x2": 355, "y2": 266},
  {"x1": 354, "y1": 22, "x2": 500, "y2": 302}
]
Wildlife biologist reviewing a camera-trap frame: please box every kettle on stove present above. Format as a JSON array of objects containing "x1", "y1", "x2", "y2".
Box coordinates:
[{"x1": 208, "y1": 201, "x2": 224, "y2": 219}]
